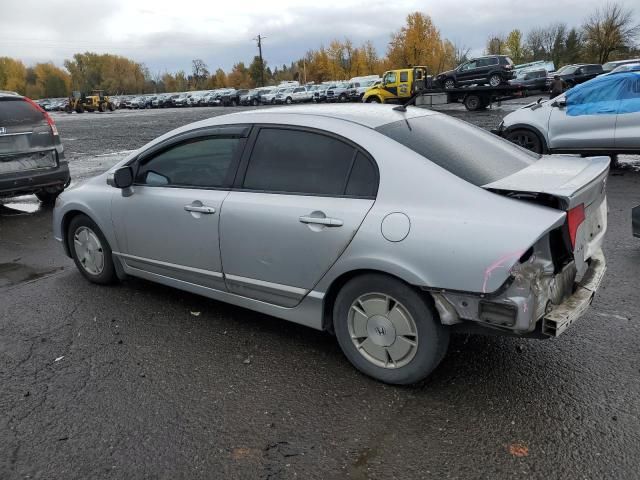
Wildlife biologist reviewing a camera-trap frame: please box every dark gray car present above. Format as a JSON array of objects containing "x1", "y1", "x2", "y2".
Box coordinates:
[{"x1": 0, "y1": 93, "x2": 69, "y2": 204}]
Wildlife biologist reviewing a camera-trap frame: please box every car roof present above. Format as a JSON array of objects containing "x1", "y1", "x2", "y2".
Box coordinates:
[
  {"x1": 226, "y1": 104, "x2": 436, "y2": 129},
  {"x1": 0, "y1": 91, "x2": 22, "y2": 99}
]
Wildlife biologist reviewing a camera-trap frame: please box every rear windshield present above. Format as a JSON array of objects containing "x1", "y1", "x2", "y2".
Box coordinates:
[
  {"x1": 0, "y1": 98, "x2": 44, "y2": 127},
  {"x1": 376, "y1": 114, "x2": 538, "y2": 186}
]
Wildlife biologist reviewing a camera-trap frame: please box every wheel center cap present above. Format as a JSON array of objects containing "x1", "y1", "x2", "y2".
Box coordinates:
[{"x1": 367, "y1": 315, "x2": 396, "y2": 347}]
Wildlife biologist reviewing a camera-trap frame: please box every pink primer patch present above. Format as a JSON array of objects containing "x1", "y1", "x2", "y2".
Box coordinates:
[{"x1": 482, "y1": 250, "x2": 525, "y2": 294}]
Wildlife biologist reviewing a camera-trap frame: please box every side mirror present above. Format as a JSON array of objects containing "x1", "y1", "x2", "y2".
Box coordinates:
[
  {"x1": 113, "y1": 166, "x2": 134, "y2": 188},
  {"x1": 552, "y1": 99, "x2": 566, "y2": 108}
]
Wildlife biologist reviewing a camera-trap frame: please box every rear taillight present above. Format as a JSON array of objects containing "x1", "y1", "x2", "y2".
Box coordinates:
[
  {"x1": 24, "y1": 96, "x2": 58, "y2": 136},
  {"x1": 567, "y1": 204, "x2": 585, "y2": 249}
]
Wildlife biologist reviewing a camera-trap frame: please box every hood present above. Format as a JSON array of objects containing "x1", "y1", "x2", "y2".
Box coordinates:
[{"x1": 437, "y1": 69, "x2": 455, "y2": 78}]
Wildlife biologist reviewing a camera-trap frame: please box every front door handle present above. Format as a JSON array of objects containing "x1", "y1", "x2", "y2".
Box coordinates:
[
  {"x1": 184, "y1": 205, "x2": 216, "y2": 214},
  {"x1": 299, "y1": 215, "x2": 343, "y2": 227}
]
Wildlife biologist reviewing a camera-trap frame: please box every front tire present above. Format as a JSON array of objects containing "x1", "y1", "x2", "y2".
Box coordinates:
[
  {"x1": 333, "y1": 274, "x2": 449, "y2": 385},
  {"x1": 67, "y1": 215, "x2": 117, "y2": 285},
  {"x1": 366, "y1": 96, "x2": 381, "y2": 103},
  {"x1": 505, "y1": 128, "x2": 543, "y2": 154},
  {"x1": 285, "y1": 97, "x2": 293, "y2": 104},
  {"x1": 443, "y1": 78, "x2": 456, "y2": 89}
]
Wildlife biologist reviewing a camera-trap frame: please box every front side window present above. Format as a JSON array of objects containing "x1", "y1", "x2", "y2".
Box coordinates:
[
  {"x1": 460, "y1": 61, "x2": 477, "y2": 71},
  {"x1": 384, "y1": 72, "x2": 397, "y2": 84},
  {"x1": 136, "y1": 137, "x2": 241, "y2": 188},
  {"x1": 243, "y1": 128, "x2": 371, "y2": 196}
]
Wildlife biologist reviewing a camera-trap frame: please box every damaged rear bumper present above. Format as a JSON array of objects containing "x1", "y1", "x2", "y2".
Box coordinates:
[{"x1": 541, "y1": 249, "x2": 606, "y2": 336}]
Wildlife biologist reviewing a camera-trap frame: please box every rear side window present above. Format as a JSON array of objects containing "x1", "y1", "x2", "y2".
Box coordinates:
[
  {"x1": 400, "y1": 71, "x2": 409, "y2": 82},
  {"x1": 136, "y1": 137, "x2": 241, "y2": 188},
  {"x1": 345, "y1": 152, "x2": 378, "y2": 197},
  {"x1": 0, "y1": 99, "x2": 44, "y2": 127},
  {"x1": 377, "y1": 115, "x2": 537, "y2": 186},
  {"x1": 487, "y1": 57, "x2": 499, "y2": 65},
  {"x1": 243, "y1": 128, "x2": 376, "y2": 197}
]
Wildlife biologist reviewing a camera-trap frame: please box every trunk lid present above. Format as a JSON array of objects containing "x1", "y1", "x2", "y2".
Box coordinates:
[
  {"x1": 484, "y1": 155, "x2": 609, "y2": 273},
  {"x1": 483, "y1": 155, "x2": 609, "y2": 210}
]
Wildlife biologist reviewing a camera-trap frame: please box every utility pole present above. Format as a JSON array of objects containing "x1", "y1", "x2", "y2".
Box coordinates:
[{"x1": 254, "y1": 34, "x2": 266, "y2": 87}]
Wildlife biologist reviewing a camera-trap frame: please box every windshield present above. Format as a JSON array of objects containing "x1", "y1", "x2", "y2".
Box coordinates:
[
  {"x1": 612, "y1": 64, "x2": 640, "y2": 73},
  {"x1": 376, "y1": 115, "x2": 538, "y2": 186},
  {"x1": 556, "y1": 65, "x2": 577, "y2": 75}
]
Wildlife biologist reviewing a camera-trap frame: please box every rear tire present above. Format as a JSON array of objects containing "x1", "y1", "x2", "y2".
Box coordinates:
[
  {"x1": 285, "y1": 97, "x2": 293, "y2": 104},
  {"x1": 488, "y1": 74, "x2": 502, "y2": 87},
  {"x1": 505, "y1": 129, "x2": 543, "y2": 154},
  {"x1": 333, "y1": 274, "x2": 449, "y2": 385},
  {"x1": 464, "y1": 94, "x2": 482, "y2": 111},
  {"x1": 35, "y1": 189, "x2": 63, "y2": 205},
  {"x1": 366, "y1": 96, "x2": 381, "y2": 103}
]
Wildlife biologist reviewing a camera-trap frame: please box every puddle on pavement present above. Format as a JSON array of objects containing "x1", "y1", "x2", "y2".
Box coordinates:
[{"x1": 0, "y1": 262, "x2": 63, "y2": 288}]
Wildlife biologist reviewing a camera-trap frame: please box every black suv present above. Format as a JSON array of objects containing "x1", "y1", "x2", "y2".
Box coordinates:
[
  {"x1": 436, "y1": 55, "x2": 515, "y2": 89},
  {"x1": 546, "y1": 64, "x2": 603, "y2": 88},
  {"x1": 0, "y1": 93, "x2": 69, "y2": 204}
]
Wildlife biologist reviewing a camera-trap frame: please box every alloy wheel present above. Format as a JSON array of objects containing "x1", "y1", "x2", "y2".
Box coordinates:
[{"x1": 348, "y1": 293, "x2": 419, "y2": 369}]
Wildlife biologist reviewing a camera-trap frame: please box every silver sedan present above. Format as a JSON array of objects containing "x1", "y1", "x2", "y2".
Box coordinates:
[{"x1": 53, "y1": 105, "x2": 608, "y2": 384}]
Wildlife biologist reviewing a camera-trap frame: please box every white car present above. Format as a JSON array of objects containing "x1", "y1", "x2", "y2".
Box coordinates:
[
  {"x1": 290, "y1": 86, "x2": 313, "y2": 103},
  {"x1": 495, "y1": 71, "x2": 640, "y2": 158}
]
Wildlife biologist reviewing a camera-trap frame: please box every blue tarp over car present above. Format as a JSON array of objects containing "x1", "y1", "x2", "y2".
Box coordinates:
[{"x1": 566, "y1": 72, "x2": 640, "y2": 116}]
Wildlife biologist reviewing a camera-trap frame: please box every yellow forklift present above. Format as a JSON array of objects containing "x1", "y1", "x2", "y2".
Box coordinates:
[{"x1": 66, "y1": 90, "x2": 115, "y2": 113}]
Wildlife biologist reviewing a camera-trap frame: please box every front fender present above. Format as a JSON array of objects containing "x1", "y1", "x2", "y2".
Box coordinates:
[{"x1": 53, "y1": 179, "x2": 116, "y2": 257}]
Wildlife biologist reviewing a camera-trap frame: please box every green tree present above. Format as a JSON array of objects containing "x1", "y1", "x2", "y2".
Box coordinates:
[
  {"x1": 505, "y1": 30, "x2": 525, "y2": 63},
  {"x1": 248, "y1": 56, "x2": 267, "y2": 87},
  {"x1": 563, "y1": 28, "x2": 583, "y2": 64}
]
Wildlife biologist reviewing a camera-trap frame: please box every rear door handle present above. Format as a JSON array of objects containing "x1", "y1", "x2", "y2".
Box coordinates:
[
  {"x1": 184, "y1": 205, "x2": 216, "y2": 214},
  {"x1": 299, "y1": 215, "x2": 343, "y2": 227}
]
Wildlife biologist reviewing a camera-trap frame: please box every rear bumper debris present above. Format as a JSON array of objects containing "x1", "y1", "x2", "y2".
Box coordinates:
[{"x1": 542, "y1": 249, "x2": 606, "y2": 336}]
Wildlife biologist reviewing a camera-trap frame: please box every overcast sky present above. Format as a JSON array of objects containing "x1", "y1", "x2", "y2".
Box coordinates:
[{"x1": 1, "y1": 0, "x2": 638, "y2": 74}]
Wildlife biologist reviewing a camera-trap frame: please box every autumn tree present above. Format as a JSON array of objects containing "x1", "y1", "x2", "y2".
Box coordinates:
[
  {"x1": 387, "y1": 12, "x2": 447, "y2": 74},
  {"x1": 582, "y1": 2, "x2": 640, "y2": 63},
  {"x1": 0, "y1": 57, "x2": 26, "y2": 94},
  {"x1": 26, "y1": 63, "x2": 70, "y2": 98},
  {"x1": 486, "y1": 34, "x2": 507, "y2": 55},
  {"x1": 227, "y1": 62, "x2": 251, "y2": 88}
]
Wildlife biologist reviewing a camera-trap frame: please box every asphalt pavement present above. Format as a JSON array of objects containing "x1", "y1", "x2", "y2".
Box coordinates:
[{"x1": 1, "y1": 102, "x2": 639, "y2": 479}]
